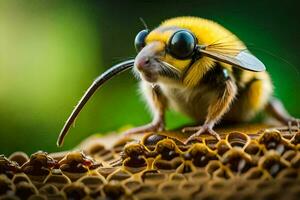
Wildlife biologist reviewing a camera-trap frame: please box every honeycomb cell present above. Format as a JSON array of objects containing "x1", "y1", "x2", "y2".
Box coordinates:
[
  {"x1": 107, "y1": 169, "x2": 132, "y2": 182},
  {"x1": 21, "y1": 151, "x2": 57, "y2": 183},
  {"x1": 179, "y1": 180, "x2": 201, "y2": 195},
  {"x1": 77, "y1": 175, "x2": 106, "y2": 190},
  {"x1": 259, "y1": 152, "x2": 290, "y2": 177},
  {"x1": 0, "y1": 155, "x2": 20, "y2": 179},
  {"x1": 43, "y1": 171, "x2": 71, "y2": 190},
  {"x1": 12, "y1": 174, "x2": 32, "y2": 185},
  {"x1": 8, "y1": 152, "x2": 29, "y2": 167},
  {"x1": 226, "y1": 132, "x2": 250, "y2": 148},
  {"x1": 222, "y1": 148, "x2": 253, "y2": 173},
  {"x1": 258, "y1": 129, "x2": 294, "y2": 154},
  {"x1": 187, "y1": 143, "x2": 218, "y2": 168},
  {"x1": 102, "y1": 181, "x2": 127, "y2": 199},
  {"x1": 168, "y1": 173, "x2": 186, "y2": 182},
  {"x1": 215, "y1": 140, "x2": 231, "y2": 156},
  {"x1": 122, "y1": 143, "x2": 149, "y2": 173},
  {"x1": 15, "y1": 181, "x2": 38, "y2": 200},
  {"x1": 242, "y1": 167, "x2": 271, "y2": 180},
  {"x1": 0, "y1": 175, "x2": 14, "y2": 196},
  {"x1": 133, "y1": 184, "x2": 157, "y2": 195},
  {"x1": 59, "y1": 151, "x2": 101, "y2": 181},
  {"x1": 187, "y1": 169, "x2": 210, "y2": 183},
  {"x1": 38, "y1": 184, "x2": 60, "y2": 196},
  {"x1": 62, "y1": 182, "x2": 90, "y2": 200},
  {"x1": 141, "y1": 170, "x2": 167, "y2": 184},
  {"x1": 123, "y1": 180, "x2": 142, "y2": 192}
]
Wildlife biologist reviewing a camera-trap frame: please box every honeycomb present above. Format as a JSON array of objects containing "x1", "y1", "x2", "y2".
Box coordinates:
[{"x1": 0, "y1": 125, "x2": 299, "y2": 200}]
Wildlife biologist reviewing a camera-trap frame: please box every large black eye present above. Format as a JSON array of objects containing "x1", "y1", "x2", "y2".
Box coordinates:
[
  {"x1": 168, "y1": 30, "x2": 196, "y2": 59},
  {"x1": 134, "y1": 29, "x2": 149, "y2": 52}
]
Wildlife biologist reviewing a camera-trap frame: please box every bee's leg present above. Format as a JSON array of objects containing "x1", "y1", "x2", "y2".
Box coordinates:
[
  {"x1": 266, "y1": 98, "x2": 300, "y2": 132},
  {"x1": 183, "y1": 78, "x2": 237, "y2": 143},
  {"x1": 123, "y1": 84, "x2": 167, "y2": 136}
]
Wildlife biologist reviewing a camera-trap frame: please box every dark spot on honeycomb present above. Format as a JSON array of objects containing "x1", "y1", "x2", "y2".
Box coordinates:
[
  {"x1": 216, "y1": 140, "x2": 231, "y2": 156},
  {"x1": 213, "y1": 167, "x2": 232, "y2": 179},
  {"x1": 15, "y1": 182, "x2": 38, "y2": 200},
  {"x1": 155, "y1": 139, "x2": 180, "y2": 161},
  {"x1": 59, "y1": 151, "x2": 101, "y2": 178},
  {"x1": 0, "y1": 175, "x2": 14, "y2": 196},
  {"x1": 77, "y1": 175, "x2": 105, "y2": 190},
  {"x1": 205, "y1": 160, "x2": 223, "y2": 176},
  {"x1": 39, "y1": 184, "x2": 59, "y2": 195},
  {"x1": 258, "y1": 129, "x2": 292, "y2": 154},
  {"x1": 222, "y1": 148, "x2": 253, "y2": 173},
  {"x1": 176, "y1": 162, "x2": 193, "y2": 173},
  {"x1": 123, "y1": 180, "x2": 141, "y2": 192},
  {"x1": 282, "y1": 150, "x2": 296, "y2": 162},
  {"x1": 43, "y1": 172, "x2": 71, "y2": 190},
  {"x1": 260, "y1": 153, "x2": 288, "y2": 177},
  {"x1": 62, "y1": 182, "x2": 89, "y2": 200},
  {"x1": 143, "y1": 134, "x2": 167, "y2": 148},
  {"x1": 12, "y1": 174, "x2": 31, "y2": 185},
  {"x1": 107, "y1": 169, "x2": 131, "y2": 181},
  {"x1": 97, "y1": 167, "x2": 117, "y2": 178},
  {"x1": 153, "y1": 157, "x2": 183, "y2": 171},
  {"x1": 244, "y1": 141, "x2": 263, "y2": 156},
  {"x1": 102, "y1": 182, "x2": 126, "y2": 199},
  {"x1": 124, "y1": 158, "x2": 147, "y2": 171},
  {"x1": 141, "y1": 170, "x2": 167, "y2": 184},
  {"x1": 122, "y1": 143, "x2": 148, "y2": 169},
  {"x1": 89, "y1": 188, "x2": 103, "y2": 199},
  {"x1": 188, "y1": 144, "x2": 218, "y2": 167},
  {"x1": 133, "y1": 184, "x2": 157, "y2": 195}
]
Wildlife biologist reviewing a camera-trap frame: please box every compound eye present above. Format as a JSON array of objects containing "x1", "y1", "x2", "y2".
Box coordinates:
[
  {"x1": 134, "y1": 29, "x2": 149, "y2": 52},
  {"x1": 168, "y1": 30, "x2": 196, "y2": 59}
]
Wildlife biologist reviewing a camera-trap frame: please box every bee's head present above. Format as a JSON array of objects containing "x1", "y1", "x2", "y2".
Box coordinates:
[{"x1": 134, "y1": 26, "x2": 198, "y2": 84}]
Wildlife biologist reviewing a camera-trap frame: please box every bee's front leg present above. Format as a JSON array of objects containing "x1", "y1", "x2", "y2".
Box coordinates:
[
  {"x1": 183, "y1": 78, "x2": 237, "y2": 144},
  {"x1": 123, "y1": 84, "x2": 167, "y2": 136}
]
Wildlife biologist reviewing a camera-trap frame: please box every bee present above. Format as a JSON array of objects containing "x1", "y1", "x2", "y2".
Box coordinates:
[{"x1": 57, "y1": 16, "x2": 299, "y2": 146}]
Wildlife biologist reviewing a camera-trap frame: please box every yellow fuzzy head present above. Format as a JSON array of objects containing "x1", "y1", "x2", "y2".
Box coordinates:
[{"x1": 134, "y1": 16, "x2": 245, "y2": 87}]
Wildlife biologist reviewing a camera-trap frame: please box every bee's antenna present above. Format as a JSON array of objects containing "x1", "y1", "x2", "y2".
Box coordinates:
[
  {"x1": 56, "y1": 59, "x2": 135, "y2": 147},
  {"x1": 139, "y1": 17, "x2": 149, "y2": 30}
]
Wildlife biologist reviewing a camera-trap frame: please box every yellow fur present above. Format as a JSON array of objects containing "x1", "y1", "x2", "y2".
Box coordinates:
[
  {"x1": 248, "y1": 73, "x2": 273, "y2": 111},
  {"x1": 146, "y1": 16, "x2": 245, "y2": 87}
]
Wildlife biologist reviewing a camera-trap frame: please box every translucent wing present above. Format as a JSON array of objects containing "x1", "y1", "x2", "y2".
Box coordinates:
[{"x1": 199, "y1": 48, "x2": 266, "y2": 72}]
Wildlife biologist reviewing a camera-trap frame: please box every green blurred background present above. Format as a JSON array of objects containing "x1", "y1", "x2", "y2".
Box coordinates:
[{"x1": 0, "y1": 0, "x2": 299, "y2": 155}]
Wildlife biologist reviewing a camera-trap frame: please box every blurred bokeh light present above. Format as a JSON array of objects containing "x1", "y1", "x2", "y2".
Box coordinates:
[{"x1": 0, "y1": 0, "x2": 299, "y2": 155}]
